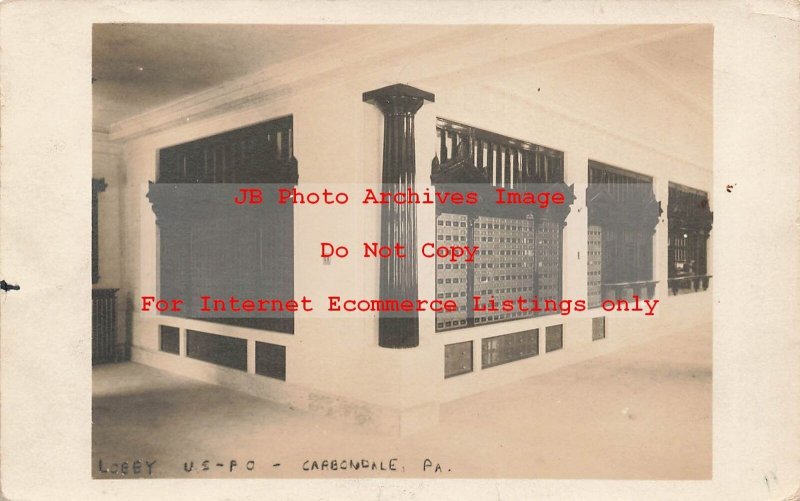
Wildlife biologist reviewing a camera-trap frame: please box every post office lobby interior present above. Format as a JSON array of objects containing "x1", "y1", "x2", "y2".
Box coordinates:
[{"x1": 93, "y1": 24, "x2": 713, "y2": 435}]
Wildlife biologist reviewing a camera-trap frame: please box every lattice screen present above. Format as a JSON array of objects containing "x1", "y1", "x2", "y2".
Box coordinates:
[
  {"x1": 435, "y1": 213, "x2": 470, "y2": 330},
  {"x1": 587, "y1": 224, "x2": 603, "y2": 307},
  {"x1": 535, "y1": 219, "x2": 561, "y2": 302},
  {"x1": 481, "y1": 329, "x2": 539, "y2": 368},
  {"x1": 473, "y1": 216, "x2": 536, "y2": 326}
]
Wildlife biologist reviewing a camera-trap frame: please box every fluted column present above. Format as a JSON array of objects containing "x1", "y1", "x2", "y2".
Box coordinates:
[{"x1": 363, "y1": 84, "x2": 434, "y2": 348}]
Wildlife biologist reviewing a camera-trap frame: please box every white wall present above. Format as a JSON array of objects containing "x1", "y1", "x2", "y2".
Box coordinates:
[
  {"x1": 409, "y1": 51, "x2": 712, "y2": 404},
  {"x1": 93, "y1": 132, "x2": 126, "y2": 345},
  {"x1": 102, "y1": 25, "x2": 712, "y2": 430}
]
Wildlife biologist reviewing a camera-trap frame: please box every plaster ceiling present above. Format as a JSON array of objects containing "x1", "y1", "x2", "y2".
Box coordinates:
[
  {"x1": 92, "y1": 24, "x2": 378, "y2": 131},
  {"x1": 93, "y1": 24, "x2": 712, "y2": 132}
]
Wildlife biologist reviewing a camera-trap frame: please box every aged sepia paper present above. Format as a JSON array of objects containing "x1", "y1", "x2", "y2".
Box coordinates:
[{"x1": 1, "y1": 1, "x2": 798, "y2": 500}]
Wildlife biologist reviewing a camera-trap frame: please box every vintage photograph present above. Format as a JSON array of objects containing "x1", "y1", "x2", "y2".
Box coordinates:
[{"x1": 91, "y1": 23, "x2": 713, "y2": 479}]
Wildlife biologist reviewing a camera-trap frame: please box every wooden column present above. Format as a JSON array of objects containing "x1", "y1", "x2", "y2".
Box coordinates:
[
  {"x1": 92, "y1": 177, "x2": 107, "y2": 284},
  {"x1": 363, "y1": 84, "x2": 434, "y2": 348}
]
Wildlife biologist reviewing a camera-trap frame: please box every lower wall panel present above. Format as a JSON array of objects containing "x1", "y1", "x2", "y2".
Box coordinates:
[
  {"x1": 434, "y1": 288, "x2": 712, "y2": 404},
  {"x1": 129, "y1": 289, "x2": 711, "y2": 431}
]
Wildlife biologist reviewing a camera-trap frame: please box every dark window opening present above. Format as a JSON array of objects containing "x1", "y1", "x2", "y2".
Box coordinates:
[
  {"x1": 159, "y1": 325, "x2": 180, "y2": 354},
  {"x1": 149, "y1": 116, "x2": 298, "y2": 333},
  {"x1": 186, "y1": 330, "x2": 247, "y2": 371},
  {"x1": 668, "y1": 182, "x2": 712, "y2": 294},
  {"x1": 586, "y1": 161, "x2": 660, "y2": 306},
  {"x1": 255, "y1": 342, "x2": 286, "y2": 381}
]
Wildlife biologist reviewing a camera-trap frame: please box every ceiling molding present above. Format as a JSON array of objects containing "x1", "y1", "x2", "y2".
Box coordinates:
[
  {"x1": 107, "y1": 24, "x2": 708, "y2": 143},
  {"x1": 616, "y1": 50, "x2": 711, "y2": 117},
  {"x1": 478, "y1": 83, "x2": 710, "y2": 172},
  {"x1": 93, "y1": 131, "x2": 122, "y2": 156},
  {"x1": 107, "y1": 26, "x2": 483, "y2": 141},
  {"x1": 415, "y1": 24, "x2": 707, "y2": 90}
]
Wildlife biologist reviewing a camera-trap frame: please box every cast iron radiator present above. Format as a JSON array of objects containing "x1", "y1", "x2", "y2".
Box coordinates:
[{"x1": 92, "y1": 288, "x2": 118, "y2": 364}]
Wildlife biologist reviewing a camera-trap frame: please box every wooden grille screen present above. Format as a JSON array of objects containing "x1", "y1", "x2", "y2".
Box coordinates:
[
  {"x1": 667, "y1": 182, "x2": 713, "y2": 294},
  {"x1": 434, "y1": 119, "x2": 564, "y2": 186},
  {"x1": 158, "y1": 116, "x2": 295, "y2": 184},
  {"x1": 431, "y1": 118, "x2": 574, "y2": 332},
  {"x1": 149, "y1": 116, "x2": 297, "y2": 333},
  {"x1": 586, "y1": 161, "x2": 660, "y2": 302}
]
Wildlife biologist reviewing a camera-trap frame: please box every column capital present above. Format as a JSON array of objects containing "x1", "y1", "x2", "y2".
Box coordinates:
[
  {"x1": 363, "y1": 84, "x2": 435, "y2": 116},
  {"x1": 92, "y1": 177, "x2": 108, "y2": 193}
]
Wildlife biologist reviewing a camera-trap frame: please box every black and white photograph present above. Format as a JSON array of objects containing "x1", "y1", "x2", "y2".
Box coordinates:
[
  {"x1": 1, "y1": 2, "x2": 798, "y2": 500},
  {"x1": 90, "y1": 22, "x2": 714, "y2": 479}
]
